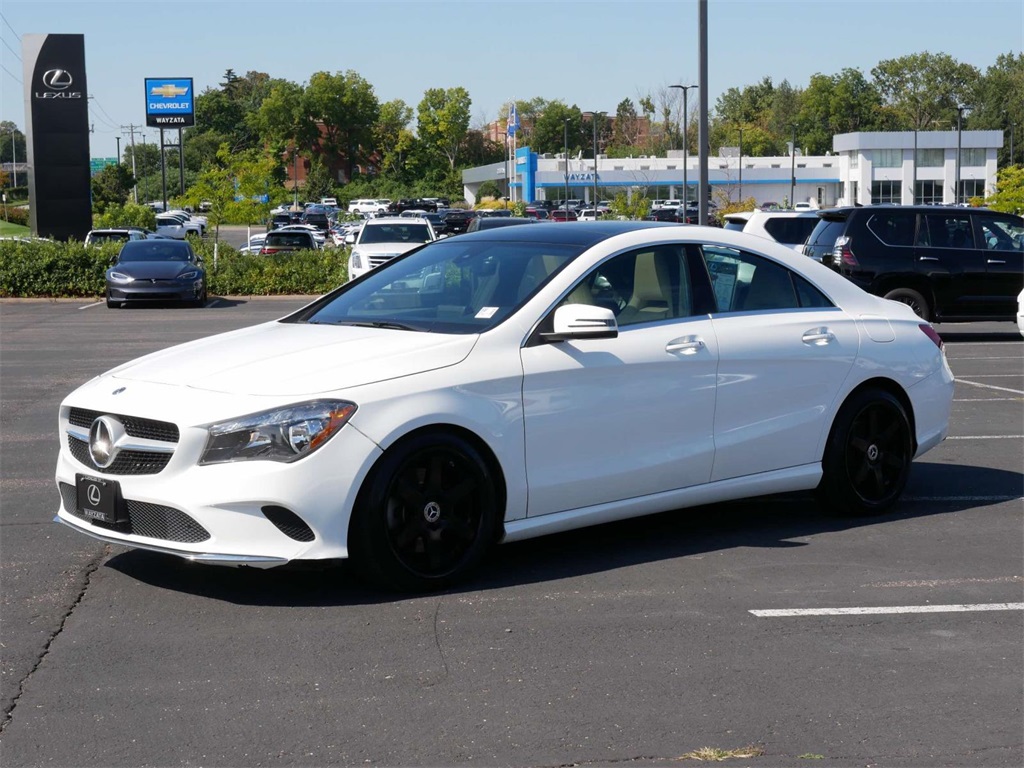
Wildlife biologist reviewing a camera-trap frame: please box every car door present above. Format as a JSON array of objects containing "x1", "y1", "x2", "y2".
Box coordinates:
[
  {"x1": 520, "y1": 244, "x2": 719, "y2": 517},
  {"x1": 698, "y1": 244, "x2": 859, "y2": 482},
  {"x1": 913, "y1": 211, "x2": 991, "y2": 317},
  {"x1": 974, "y1": 212, "x2": 1024, "y2": 316}
]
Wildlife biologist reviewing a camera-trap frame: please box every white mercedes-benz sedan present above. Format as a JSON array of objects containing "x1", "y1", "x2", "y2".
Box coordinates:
[{"x1": 55, "y1": 222, "x2": 954, "y2": 591}]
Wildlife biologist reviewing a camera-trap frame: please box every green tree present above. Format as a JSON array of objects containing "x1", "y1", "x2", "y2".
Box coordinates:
[
  {"x1": 968, "y1": 53, "x2": 1024, "y2": 167},
  {"x1": 797, "y1": 69, "x2": 884, "y2": 154},
  {"x1": 93, "y1": 202, "x2": 156, "y2": 230},
  {"x1": 531, "y1": 101, "x2": 583, "y2": 156},
  {"x1": 417, "y1": 86, "x2": 473, "y2": 171},
  {"x1": 871, "y1": 52, "x2": 980, "y2": 131},
  {"x1": 985, "y1": 165, "x2": 1024, "y2": 213},
  {"x1": 91, "y1": 163, "x2": 136, "y2": 213},
  {"x1": 302, "y1": 70, "x2": 380, "y2": 181},
  {"x1": 303, "y1": 155, "x2": 335, "y2": 202},
  {"x1": 374, "y1": 99, "x2": 416, "y2": 178}
]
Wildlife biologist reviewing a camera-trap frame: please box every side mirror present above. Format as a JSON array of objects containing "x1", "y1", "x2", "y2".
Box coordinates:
[
  {"x1": 109, "y1": 256, "x2": 118, "y2": 265},
  {"x1": 345, "y1": 233, "x2": 356, "y2": 245},
  {"x1": 542, "y1": 304, "x2": 618, "y2": 342}
]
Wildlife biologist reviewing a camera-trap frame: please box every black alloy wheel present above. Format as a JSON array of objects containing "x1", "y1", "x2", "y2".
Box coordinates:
[
  {"x1": 819, "y1": 388, "x2": 913, "y2": 516},
  {"x1": 350, "y1": 432, "x2": 498, "y2": 591},
  {"x1": 883, "y1": 287, "x2": 931, "y2": 322}
]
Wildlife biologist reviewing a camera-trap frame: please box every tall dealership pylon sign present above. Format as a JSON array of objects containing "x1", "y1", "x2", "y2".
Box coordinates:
[
  {"x1": 22, "y1": 34, "x2": 92, "y2": 240},
  {"x1": 145, "y1": 78, "x2": 194, "y2": 210}
]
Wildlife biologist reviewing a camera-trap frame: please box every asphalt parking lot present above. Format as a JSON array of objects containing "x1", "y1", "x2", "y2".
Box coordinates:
[{"x1": 1, "y1": 298, "x2": 1021, "y2": 767}]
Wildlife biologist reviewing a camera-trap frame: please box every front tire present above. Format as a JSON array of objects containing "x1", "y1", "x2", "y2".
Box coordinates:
[
  {"x1": 819, "y1": 388, "x2": 913, "y2": 516},
  {"x1": 349, "y1": 432, "x2": 499, "y2": 591}
]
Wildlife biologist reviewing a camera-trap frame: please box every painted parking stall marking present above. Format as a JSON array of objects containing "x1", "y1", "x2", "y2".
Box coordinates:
[{"x1": 750, "y1": 603, "x2": 1024, "y2": 618}]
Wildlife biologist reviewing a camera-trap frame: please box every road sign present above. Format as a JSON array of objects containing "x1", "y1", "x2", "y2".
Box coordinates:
[{"x1": 89, "y1": 157, "x2": 118, "y2": 176}]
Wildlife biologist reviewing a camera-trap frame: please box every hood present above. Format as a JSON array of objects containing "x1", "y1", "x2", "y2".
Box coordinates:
[
  {"x1": 108, "y1": 321, "x2": 478, "y2": 396},
  {"x1": 353, "y1": 242, "x2": 424, "y2": 255}
]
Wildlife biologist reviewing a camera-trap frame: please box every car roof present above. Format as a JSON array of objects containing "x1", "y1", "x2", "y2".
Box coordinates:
[{"x1": 452, "y1": 220, "x2": 675, "y2": 246}]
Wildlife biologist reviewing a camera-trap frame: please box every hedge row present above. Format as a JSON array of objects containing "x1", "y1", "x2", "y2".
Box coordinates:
[{"x1": 0, "y1": 238, "x2": 348, "y2": 298}]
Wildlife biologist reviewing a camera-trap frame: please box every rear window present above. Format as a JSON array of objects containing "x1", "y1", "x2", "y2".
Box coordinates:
[
  {"x1": 806, "y1": 218, "x2": 846, "y2": 247},
  {"x1": 723, "y1": 220, "x2": 746, "y2": 232},
  {"x1": 763, "y1": 217, "x2": 818, "y2": 246},
  {"x1": 265, "y1": 232, "x2": 313, "y2": 248},
  {"x1": 359, "y1": 223, "x2": 432, "y2": 244}
]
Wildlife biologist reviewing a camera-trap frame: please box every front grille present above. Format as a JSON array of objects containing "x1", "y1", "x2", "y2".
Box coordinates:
[
  {"x1": 59, "y1": 482, "x2": 210, "y2": 543},
  {"x1": 69, "y1": 408, "x2": 180, "y2": 443},
  {"x1": 368, "y1": 253, "x2": 400, "y2": 268},
  {"x1": 68, "y1": 435, "x2": 171, "y2": 475}
]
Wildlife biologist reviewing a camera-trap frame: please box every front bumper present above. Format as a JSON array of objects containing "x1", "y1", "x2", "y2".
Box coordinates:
[
  {"x1": 108, "y1": 280, "x2": 204, "y2": 303},
  {"x1": 54, "y1": 395, "x2": 383, "y2": 566}
]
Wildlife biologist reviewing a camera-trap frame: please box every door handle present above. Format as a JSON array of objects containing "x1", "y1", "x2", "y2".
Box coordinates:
[
  {"x1": 666, "y1": 336, "x2": 705, "y2": 355},
  {"x1": 802, "y1": 327, "x2": 835, "y2": 346},
  {"x1": 916, "y1": 256, "x2": 940, "y2": 262},
  {"x1": 987, "y1": 258, "x2": 1006, "y2": 265}
]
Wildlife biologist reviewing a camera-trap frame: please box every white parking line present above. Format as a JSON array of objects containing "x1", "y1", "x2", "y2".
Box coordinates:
[
  {"x1": 78, "y1": 301, "x2": 104, "y2": 310},
  {"x1": 955, "y1": 398, "x2": 1023, "y2": 402},
  {"x1": 956, "y1": 379, "x2": 1024, "y2": 395},
  {"x1": 903, "y1": 495, "x2": 1022, "y2": 502},
  {"x1": 750, "y1": 603, "x2": 1024, "y2": 617},
  {"x1": 944, "y1": 435, "x2": 1024, "y2": 440}
]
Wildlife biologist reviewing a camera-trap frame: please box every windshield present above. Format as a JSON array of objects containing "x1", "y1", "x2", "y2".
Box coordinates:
[
  {"x1": 118, "y1": 242, "x2": 191, "y2": 261},
  {"x1": 292, "y1": 238, "x2": 583, "y2": 334},
  {"x1": 359, "y1": 223, "x2": 432, "y2": 245}
]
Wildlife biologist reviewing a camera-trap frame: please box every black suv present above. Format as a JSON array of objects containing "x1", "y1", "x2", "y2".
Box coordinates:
[
  {"x1": 810, "y1": 205, "x2": 1023, "y2": 322},
  {"x1": 441, "y1": 209, "x2": 478, "y2": 235}
]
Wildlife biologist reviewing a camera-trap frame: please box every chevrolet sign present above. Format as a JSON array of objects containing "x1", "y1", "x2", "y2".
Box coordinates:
[{"x1": 144, "y1": 77, "x2": 195, "y2": 128}]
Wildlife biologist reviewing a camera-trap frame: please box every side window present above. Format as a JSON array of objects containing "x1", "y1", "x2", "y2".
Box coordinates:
[
  {"x1": 562, "y1": 245, "x2": 692, "y2": 327},
  {"x1": 920, "y1": 214, "x2": 975, "y2": 249},
  {"x1": 977, "y1": 216, "x2": 1024, "y2": 251},
  {"x1": 867, "y1": 211, "x2": 916, "y2": 247},
  {"x1": 701, "y1": 246, "x2": 804, "y2": 313}
]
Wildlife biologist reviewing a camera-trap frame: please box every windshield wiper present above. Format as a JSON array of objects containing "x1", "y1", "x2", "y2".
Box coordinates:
[{"x1": 327, "y1": 320, "x2": 422, "y2": 331}]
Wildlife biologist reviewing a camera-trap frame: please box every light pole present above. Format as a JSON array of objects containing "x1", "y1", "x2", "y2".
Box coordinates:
[
  {"x1": 591, "y1": 111, "x2": 606, "y2": 210},
  {"x1": 737, "y1": 126, "x2": 743, "y2": 202},
  {"x1": 563, "y1": 118, "x2": 570, "y2": 210},
  {"x1": 789, "y1": 124, "x2": 798, "y2": 208},
  {"x1": 9, "y1": 127, "x2": 17, "y2": 188},
  {"x1": 1011, "y1": 122, "x2": 1016, "y2": 168},
  {"x1": 913, "y1": 125, "x2": 918, "y2": 204},
  {"x1": 956, "y1": 104, "x2": 967, "y2": 204},
  {"x1": 670, "y1": 85, "x2": 697, "y2": 204}
]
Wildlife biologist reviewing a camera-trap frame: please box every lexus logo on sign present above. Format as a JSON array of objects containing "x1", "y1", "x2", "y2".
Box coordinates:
[
  {"x1": 42, "y1": 69, "x2": 73, "y2": 89},
  {"x1": 35, "y1": 67, "x2": 81, "y2": 100}
]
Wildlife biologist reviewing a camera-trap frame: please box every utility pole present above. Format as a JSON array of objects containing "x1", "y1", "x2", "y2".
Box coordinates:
[
  {"x1": 115, "y1": 135, "x2": 121, "y2": 166},
  {"x1": 121, "y1": 123, "x2": 143, "y2": 203}
]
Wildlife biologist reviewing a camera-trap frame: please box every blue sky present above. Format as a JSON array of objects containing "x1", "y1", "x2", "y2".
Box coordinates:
[{"x1": 2, "y1": 0, "x2": 1022, "y2": 159}]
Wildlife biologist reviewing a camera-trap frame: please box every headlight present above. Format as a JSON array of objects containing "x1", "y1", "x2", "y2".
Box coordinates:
[
  {"x1": 178, "y1": 270, "x2": 200, "y2": 280},
  {"x1": 108, "y1": 271, "x2": 133, "y2": 283},
  {"x1": 200, "y1": 400, "x2": 357, "y2": 465}
]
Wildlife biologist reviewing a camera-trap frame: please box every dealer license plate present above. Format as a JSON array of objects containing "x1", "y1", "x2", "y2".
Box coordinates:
[{"x1": 75, "y1": 474, "x2": 124, "y2": 524}]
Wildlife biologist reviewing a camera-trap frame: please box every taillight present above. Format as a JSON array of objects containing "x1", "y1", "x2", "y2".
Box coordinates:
[
  {"x1": 832, "y1": 236, "x2": 858, "y2": 267},
  {"x1": 919, "y1": 323, "x2": 944, "y2": 351}
]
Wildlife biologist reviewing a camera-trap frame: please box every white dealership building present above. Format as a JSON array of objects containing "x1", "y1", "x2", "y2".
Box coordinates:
[{"x1": 462, "y1": 130, "x2": 1004, "y2": 209}]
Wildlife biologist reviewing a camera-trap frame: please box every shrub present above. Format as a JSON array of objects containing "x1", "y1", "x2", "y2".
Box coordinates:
[
  {"x1": 4, "y1": 207, "x2": 30, "y2": 227},
  {"x1": 0, "y1": 239, "x2": 349, "y2": 298}
]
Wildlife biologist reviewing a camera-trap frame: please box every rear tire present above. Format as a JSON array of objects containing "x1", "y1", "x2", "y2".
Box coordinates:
[
  {"x1": 818, "y1": 388, "x2": 913, "y2": 516},
  {"x1": 349, "y1": 432, "x2": 498, "y2": 592},
  {"x1": 883, "y1": 287, "x2": 930, "y2": 321}
]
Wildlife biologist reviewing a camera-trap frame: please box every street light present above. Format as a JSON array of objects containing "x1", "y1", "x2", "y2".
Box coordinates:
[
  {"x1": 790, "y1": 124, "x2": 798, "y2": 208},
  {"x1": 956, "y1": 104, "x2": 969, "y2": 204},
  {"x1": 563, "y1": 118, "x2": 570, "y2": 210},
  {"x1": 8, "y1": 126, "x2": 16, "y2": 188},
  {"x1": 670, "y1": 85, "x2": 697, "y2": 204},
  {"x1": 737, "y1": 125, "x2": 743, "y2": 202},
  {"x1": 1010, "y1": 122, "x2": 1016, "y2": 168}
]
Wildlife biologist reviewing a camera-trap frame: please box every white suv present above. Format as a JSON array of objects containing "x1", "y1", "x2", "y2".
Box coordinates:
[
  {"x1": 347, "y1": 217, "x2": 436, "y2": 280},
  {"x1": 348, "y1": 199, "x2": 389, "y2": 216},
  {"x1": 722, "y1": 209, "x2": 820, "y2": 254}
]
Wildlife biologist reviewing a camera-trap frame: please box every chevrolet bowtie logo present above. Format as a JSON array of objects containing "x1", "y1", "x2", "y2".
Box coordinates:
[{"x1": 150, "y1": 84, "x2": 188, "y2": 99}]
